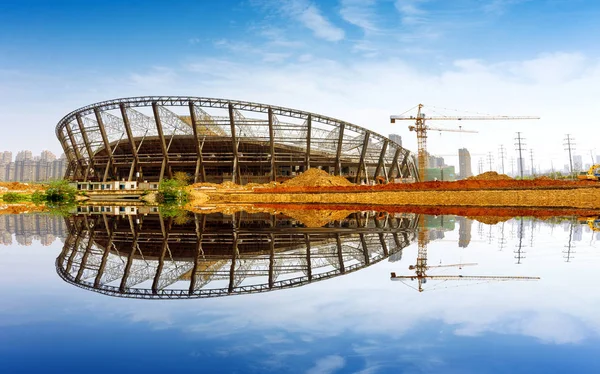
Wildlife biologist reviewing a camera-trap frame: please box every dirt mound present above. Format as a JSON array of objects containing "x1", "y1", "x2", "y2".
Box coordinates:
[
  {"x1": 535, "y1": 176, "x2": 551, "y2": 180},
  {"x1": 282, "y1": 169, "x2": 353, "y2": 187},
  {"x1": 467, "y1": 172, "x2": 513, "y2": 181},
  {"x1": 467, "y1": 216, "x2": 513, "y2": 225},
  {"x1": 279, "y1": 208, "x2": 354, "y2": 227},
  {"x1": 0, "y1": 182, "x2": 45, "y2": 192},
  {"x1": 0, "y1": 203, "x2": 47, "y2": 215}
]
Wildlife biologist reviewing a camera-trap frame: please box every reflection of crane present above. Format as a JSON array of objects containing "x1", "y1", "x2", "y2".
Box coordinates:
[
  {"x1": 578, "y1": 216, "x2": 600, "y2": 232},
  {"x1": 390, "y1": 104, "x2": 540, "y2": 181},
  {"x1": 391, "y1": 215, "x2": 540, "y2": 292}
]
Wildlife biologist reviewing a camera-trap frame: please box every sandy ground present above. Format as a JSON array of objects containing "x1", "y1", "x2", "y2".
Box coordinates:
[{"x1": 191, "y1": 170, "x2": 600, "y2": 209}]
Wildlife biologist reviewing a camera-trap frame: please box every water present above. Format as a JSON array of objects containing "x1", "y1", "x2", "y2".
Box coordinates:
[{"x1": 1, "y1": 210, "x2": 599, "y2": 373}]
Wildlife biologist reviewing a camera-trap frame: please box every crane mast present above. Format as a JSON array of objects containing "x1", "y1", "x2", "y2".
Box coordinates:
[
  {"x1": 390, "y1": 104, "x2": 540, "y2": 182},
  {"x1": 391, "y1": 215, "x2": 540, "y2": 292}
]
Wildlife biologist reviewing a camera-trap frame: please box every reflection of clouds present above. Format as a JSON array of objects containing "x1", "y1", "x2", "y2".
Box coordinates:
[
  {"x1": 4, "y1": 217, "x2": 600, "y2": 353},
  {"x1": 452, "y1": 312, "x2": 587, "y2": 344},
  {"x1": 306, "y1": 355, "x2": 345, "y2": 374}
]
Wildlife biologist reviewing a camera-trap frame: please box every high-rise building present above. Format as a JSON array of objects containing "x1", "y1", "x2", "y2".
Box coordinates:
[
  {"x1": 573, "y1": 155, "x2": 583, "y2": 172},
  {"x1": 0, "y1": 150, "x2": 67, "y2": 181},
  {"x1": 15, "y1": 150, "x2": 33, "y2": 161},
  {"x1": 389, "y1": 134, "x2": 402, "y2": 147},
  {"x1": 458, "y1": 148, "x2": 472, "y2": 179},
  {"x1": 596, "y1": 155, "x2": 600, "y2": 165},
  {"x1": 0, "y1": 151, "x2": 11, "y2": 164}
]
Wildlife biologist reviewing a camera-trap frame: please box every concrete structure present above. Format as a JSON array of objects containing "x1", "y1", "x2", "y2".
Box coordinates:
[
  {"x1": 458, "y1": 148, "x2": 472, "y2": 179},
  {"x1": 55, "y1": 96, "x2": 419, "y2": 184}
]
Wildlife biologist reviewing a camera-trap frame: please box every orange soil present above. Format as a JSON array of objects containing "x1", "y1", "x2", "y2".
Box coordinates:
[
  {"x1": 252, "y1": 203, "x2": 600, "y2": 220},
  {"x1": 0, "y1": 203, "x2": 47, "y2": 215},
  {"x1": 256, "y1": 178, "x2": 599, "y2": 193},
  {"x1": 0, "y1": 182, "x2": 45, "y2": 192}
]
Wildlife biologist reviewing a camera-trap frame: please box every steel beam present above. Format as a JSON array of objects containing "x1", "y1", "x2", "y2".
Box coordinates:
[
  {"x1": 336, "y1": 233, "x2": 345, "y2": 274},
  {"x1": 152, "y1": 102, "x2": 172, "y2": 181},
  {"x1": 188, "y1": 102, "x2": 206, "y2": 183},
  {"x1": 76, "y1": 114, "x2": 96, "y2": 181},
  {"x1": 268, "y1": 234, "x2": 275, "y2": 288},
  {"x1": 268, "y1": 107, "x2": 276, "y2": 181},
  {"x1": 228, "y1": 232, "x2": 238, "y2": 293},
  {"x1": 75, "y1": 229, "x2": 95, "y2": 282},
  {"x1": 152, "y1": 238, "x2": 169, "y2": 294},
  {"x1": 94, "y1": 108, "x2": 115, "y2": 182},
  {"x1": 399, "y1": 149, "x2": 411, "y2": 178},
  {"x1": 360, "y1": 233, "x2": 370, "y2": 265},
  {"x1": 334, "y1": 123, "x2": 345, "y2": 176},
  {"x1": 304, "y1": 233, "x2": 312, "y2": 281},
  {"x1": 388, "y1": 148, "x2": 401, "y2": 180},
  {"x1": 120, "y1": 104, "x2": 140, "y2": 182},
  {"x1": 355, "y1": 132, "x2": 370, "y2": 184},
  {"x1": 379, "y1": 233, "x2": 389, "y2": 256},
  {"x1": 64, "y1": 123, "x2": 85, "y2": 180},
  {"x1": 94, "y1": 215, "x2": 114, "y2": 288},
  {"x1": 228, "y1": 103, "x2": 240, "y2": 184},
  {"x1": 189, "y1": 214, "x2": 206, "y2": 293},
  {"x1": 373, "y1": 140, "x2": 388, "y2": 181},
  {"x1": 305, "y1": 114, "x2": 312, "y2": 170}
]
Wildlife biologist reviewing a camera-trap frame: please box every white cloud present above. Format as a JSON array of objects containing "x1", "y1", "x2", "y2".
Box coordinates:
[
  {"x1": 306, "y1": 355, "x2": 346, "y2": 374},
  {"x1": 340, "y1": 0, "x2": 379, "y2": 34},
  {"x1": 295, "y1": 3, "x2": 345, "y2": 41},
  {"x1": 263, "y1": 0, "x2": 345, "y2": 41}
]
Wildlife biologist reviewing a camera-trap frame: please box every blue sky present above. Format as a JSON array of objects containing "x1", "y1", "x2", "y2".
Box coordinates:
[{"x1": 1, "y1": 0, "x2": 600, "y2": 171}]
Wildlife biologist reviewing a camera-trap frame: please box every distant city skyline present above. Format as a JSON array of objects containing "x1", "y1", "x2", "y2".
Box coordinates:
[{"x1": 0, "y1": 149, "x2": 66, "y2": 182}]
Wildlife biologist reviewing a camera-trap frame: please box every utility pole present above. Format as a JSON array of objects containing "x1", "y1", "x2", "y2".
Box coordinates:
[
  {"x1": 514, "y1": 217, "x2": 526, "y2": 264},
  {"x1": 478, "y1": 158, "x2": 484, "y2": 174},
  {"x1": 487, "y1": 152, "x2": 494, "y2": 171},
  {"x1": 515, "y1": 132, "x2": 526, "y2": 179},
  {"x1": 510, "y1": 157, "x2": 515, "y2": 176},
  {"x1": 530, "y1": 149, "x2": 535, "y2": 177},
  {"x1": 563, "y1": 222, "x2": 575, "y2": 262},
  {"x1": 499, "y1": 145, "x2": 506, "y2": 174},
  {"x1": 564, "y1": 134, "x2": 575, "y2": 179}
]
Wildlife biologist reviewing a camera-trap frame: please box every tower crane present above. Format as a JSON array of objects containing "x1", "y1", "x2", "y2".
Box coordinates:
[
  {"x1": 391, "y1": 215, "x2": 540, "y2": 292},
  {"x1": 390, "y1": 104, "x2": 540, "y2": 181}
]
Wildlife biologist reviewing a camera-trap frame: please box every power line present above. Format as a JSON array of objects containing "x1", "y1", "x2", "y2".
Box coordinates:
[
  {"x1": 515, "y1": 132, "x2": 526, "y2": 179},
  {"x1": 564, "y1": 134, "x2": 575, "y2": 179},
  {"x1": 487, "y1": 152, "x2": 494, "y2": 171},
  {"x1": 498, "y1": 145, "x2": 506, "y2": 175}
]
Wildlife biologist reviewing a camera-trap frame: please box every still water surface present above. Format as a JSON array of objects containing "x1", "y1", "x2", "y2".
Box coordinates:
[{"x1": 1, "y1": 210, "x2": 599, "y2": 373}]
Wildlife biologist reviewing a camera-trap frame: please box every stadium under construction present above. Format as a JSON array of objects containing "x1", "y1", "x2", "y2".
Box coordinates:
[
  {"x1": 55, "y1": 97, "x2": 419, "y2": 187},
  {"x1": 57, "y1": 210, "x2": 418, "y2": 299}
]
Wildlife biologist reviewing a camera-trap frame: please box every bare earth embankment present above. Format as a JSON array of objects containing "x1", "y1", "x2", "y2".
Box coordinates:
[{"x1": 191, "y1": 169, "x2": 600, "y2": 210}]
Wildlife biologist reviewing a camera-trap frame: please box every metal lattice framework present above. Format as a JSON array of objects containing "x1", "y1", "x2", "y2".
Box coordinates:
[
  {"x1": 56, "y1": 96, "x2": 419, "y2": 184},
  {"x1": 56, "y1": 211, "x2": 419, "y2": 299}
]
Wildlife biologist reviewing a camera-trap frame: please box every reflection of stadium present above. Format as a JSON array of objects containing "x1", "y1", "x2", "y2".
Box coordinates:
[
  {"x1": 56, "y1": 211, "x2": 419, "y2": 299},
  {"x1": 55, "y1": 97, "x2": 418, "y2": 184}
]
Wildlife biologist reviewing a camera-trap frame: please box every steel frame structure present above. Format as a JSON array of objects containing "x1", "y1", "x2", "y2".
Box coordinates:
[
  {"x1": 56, "y1": 211, "x2": 419, "y2": 299},
  {"x1": 56, "y1": 96, "x2": 419, "y2": 184}
]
